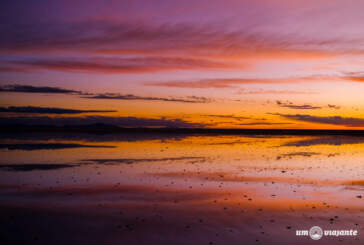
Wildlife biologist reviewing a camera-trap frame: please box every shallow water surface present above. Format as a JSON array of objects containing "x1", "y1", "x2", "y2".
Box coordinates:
[{"x1": 0, "y1": 134, "x2": 363, "y2": 244}]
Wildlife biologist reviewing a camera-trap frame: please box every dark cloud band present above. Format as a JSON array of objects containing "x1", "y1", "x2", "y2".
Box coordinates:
[
  {"x1": 273, "y1": 113, "x2": 364, "y2": 127},
  {"x1": 0, "y1": 84, "x2": 80, "y2": 94},
  {"x1": 0, "y1": 106, "x2": 116, "y2": 114}
]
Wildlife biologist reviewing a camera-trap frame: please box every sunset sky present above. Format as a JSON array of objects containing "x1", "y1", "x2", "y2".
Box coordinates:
[{"x1": 1, "y1": 0, "x2": 364, "y2": 129}]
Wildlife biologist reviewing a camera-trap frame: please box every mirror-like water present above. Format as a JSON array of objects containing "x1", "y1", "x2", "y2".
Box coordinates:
[{"x1": 1, "y1": 134, "x2": 363, "y2": 244}]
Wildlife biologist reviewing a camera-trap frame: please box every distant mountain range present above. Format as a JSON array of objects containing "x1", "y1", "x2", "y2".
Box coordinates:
[{"x1": 2, "y1": 123, "x2": 364, "y2": 136}]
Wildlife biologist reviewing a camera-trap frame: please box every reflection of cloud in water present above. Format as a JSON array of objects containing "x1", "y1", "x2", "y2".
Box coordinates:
[
  {"x1": 283, "y1": 136, "x2": 364, "y2": 147},
  {"x1": 0, "y1": 184, "x2": 226, "y2": 202},
  {"x1": 82, "y1": 157, "x2": 206, "y2": 165},
  {"x1": 0, "y1": 132, "x2": 188, "y2": 143},
  {"x1": 0, "y1": 143, "x2": 115, "y2": 151},
  {"x1": 0, "y1": 164, "x2": 78, "y2": 172},
  {"x1": 205, "y1": 140, "x2": 266, "y2": 145},
  {"x1": 0, "y1": 131, "x2": 297, "y2": 144},
  {"x1": 151, "y1": 171, "x2": 344, "y2": 186},
  {"x1": 276, "y1": 152, "x2": 321, "y2": 160}
]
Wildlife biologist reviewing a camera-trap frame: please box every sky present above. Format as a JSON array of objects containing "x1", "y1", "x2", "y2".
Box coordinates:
[{"x1": 1, "y1": 0, "x2": 364, "y2": 129}]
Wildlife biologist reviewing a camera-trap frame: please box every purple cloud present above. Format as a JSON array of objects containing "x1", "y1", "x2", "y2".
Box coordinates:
[
  {"x1": 273, "y1": 113, "x2": 364, "y2": 127},
  {"x1": 276, "y1": 100, "x2": 321, "y2": 110}
]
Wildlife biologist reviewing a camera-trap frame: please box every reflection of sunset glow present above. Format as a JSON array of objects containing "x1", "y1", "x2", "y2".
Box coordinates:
[
  {"x1": 1, "y1": 134, "x2": 363, "y2": 244},
  {"x1": 2, "y1": 135, "x2": 364, "y2": 205}
]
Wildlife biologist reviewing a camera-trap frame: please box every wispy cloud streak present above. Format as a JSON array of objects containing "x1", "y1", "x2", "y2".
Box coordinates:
[
  {"x1": 276, "y1": 101, "x2": 321, "y2": 110},
  {"x1": 0, "y1": 84, "x2": 80, "y2": 94},
  {"x1": 0, "y1": 106, "x2": 116, "y2": 114},
  {"x1": 83, "y1": 94, "x2": 213, "y2": 103},
  {"x1": 146, "y1": 77, "x2": 321, "y2": 89},
  {"x1": 4, "y1": 56, "x2": 235, "y2": 74}
]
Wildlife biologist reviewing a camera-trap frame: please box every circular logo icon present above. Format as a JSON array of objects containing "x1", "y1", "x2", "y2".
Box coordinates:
[{"x1": 309, "y1": 226, "x2": 323, "y2": 240}]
